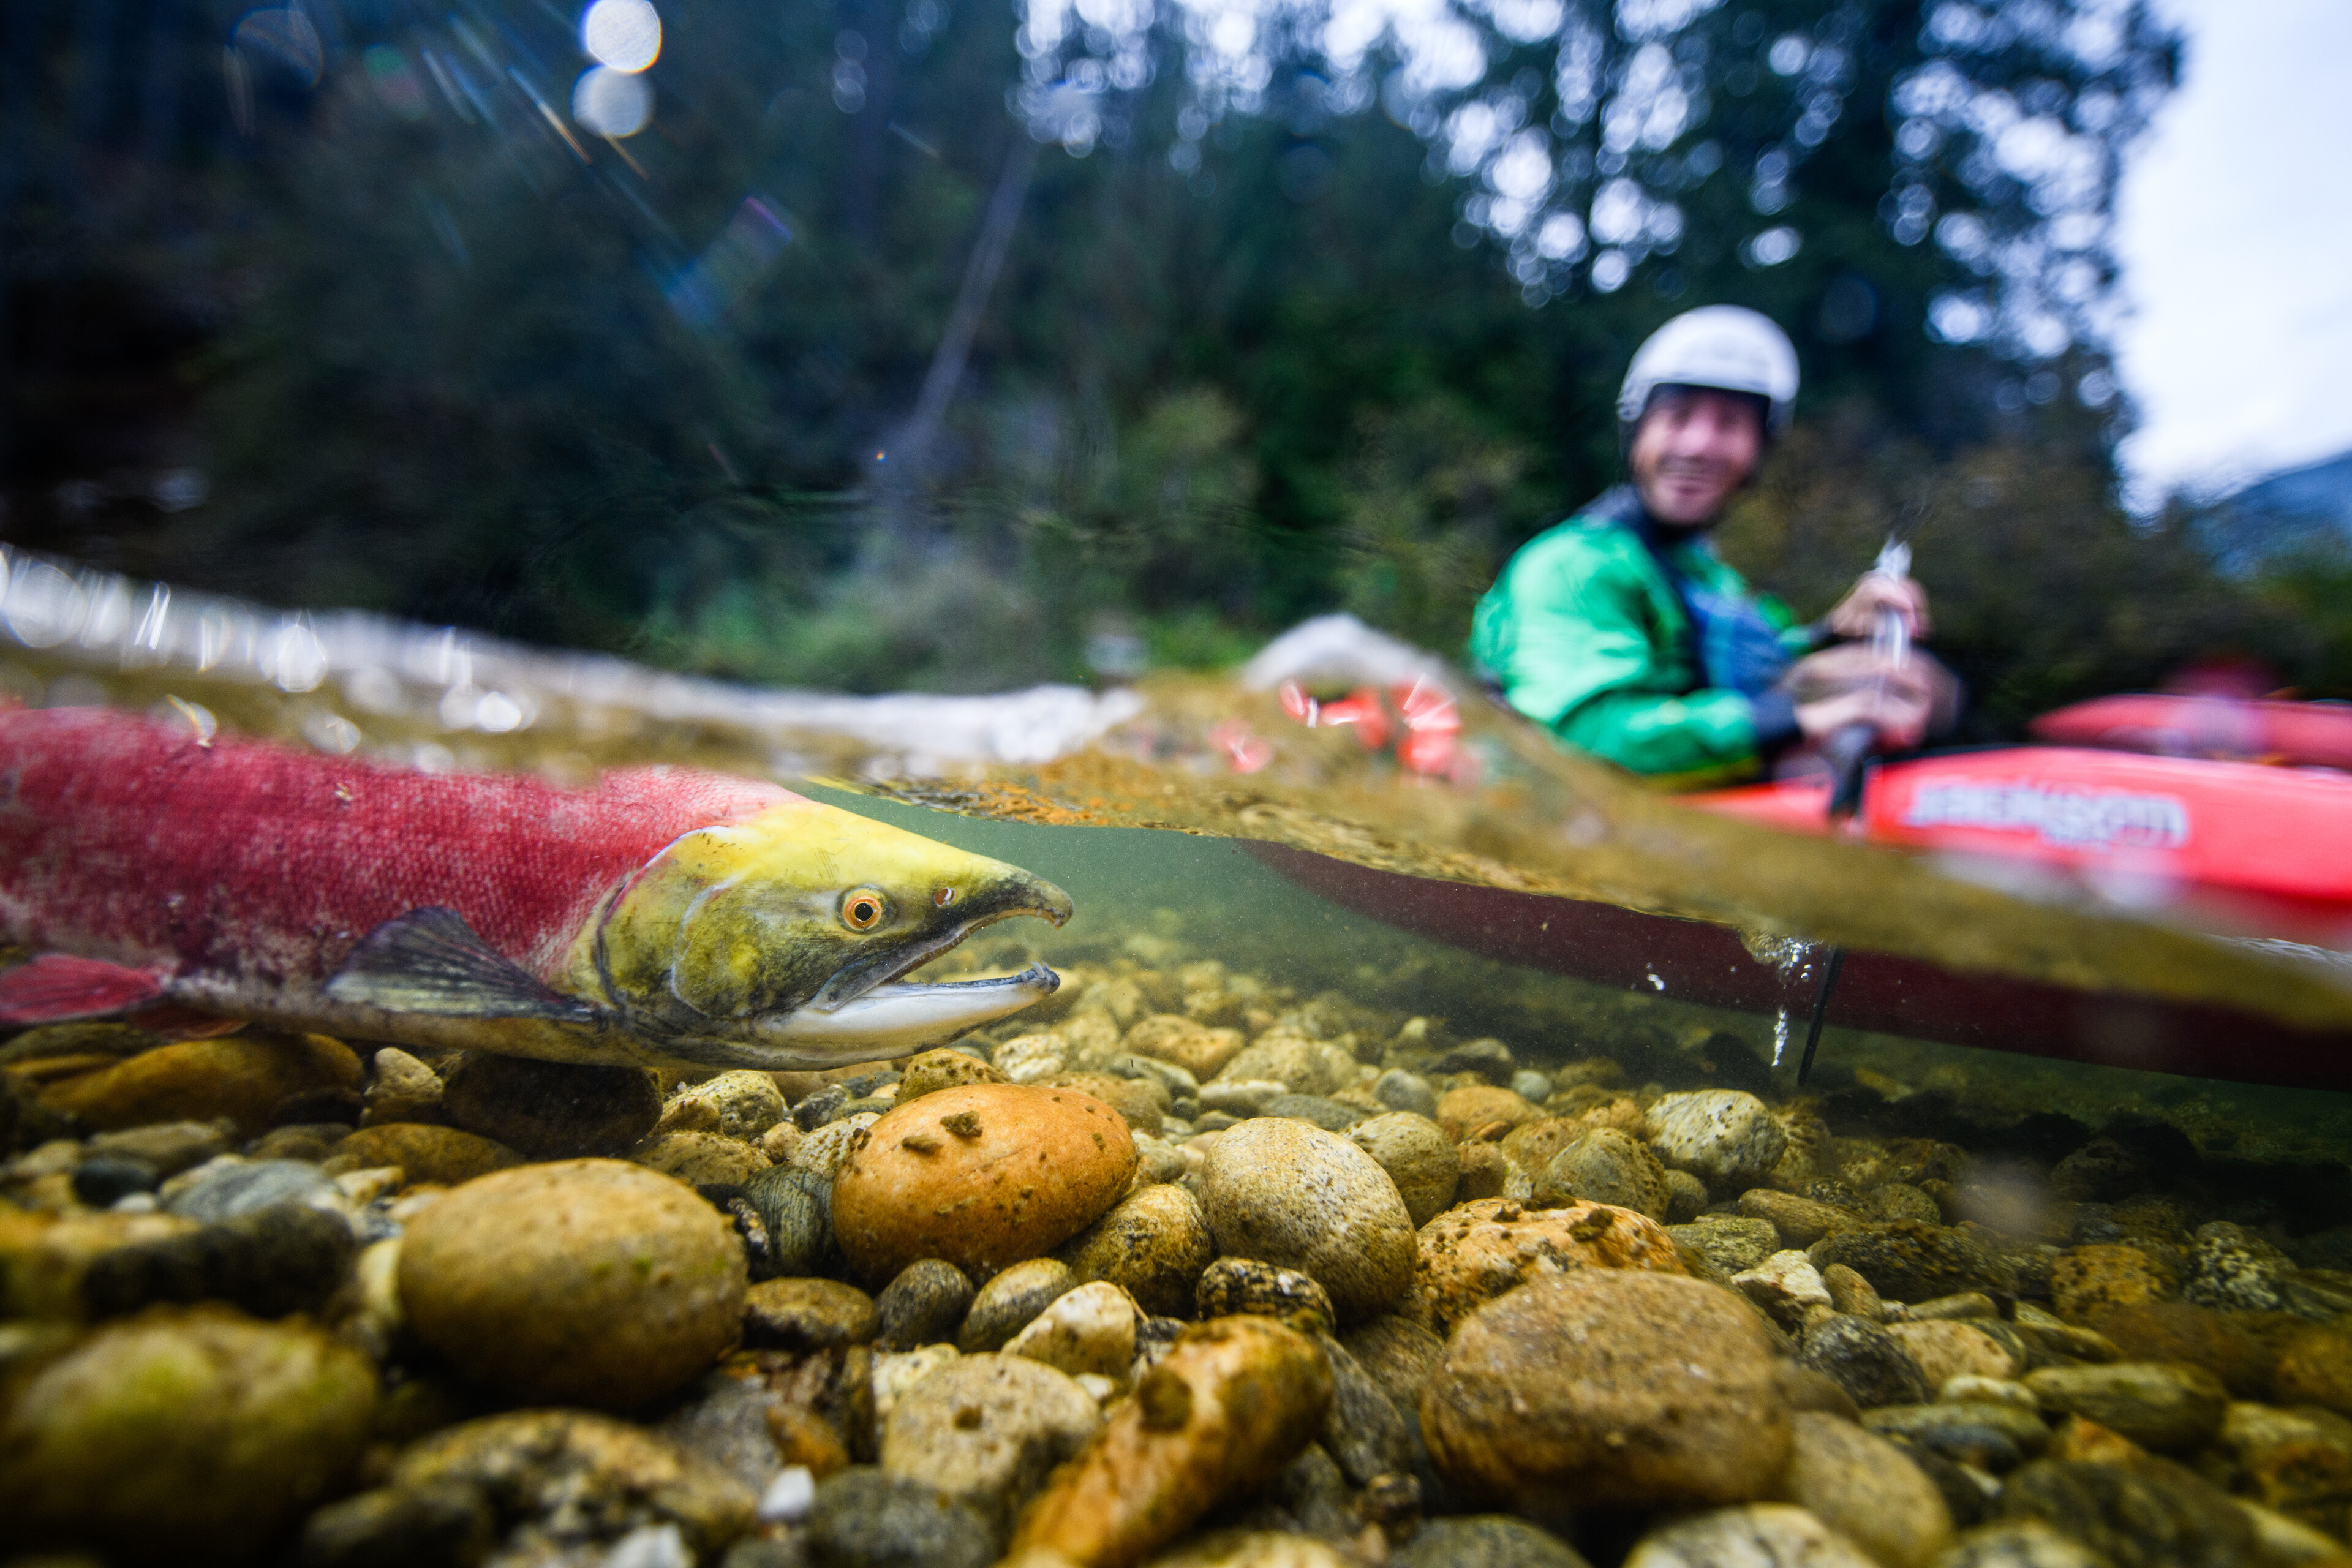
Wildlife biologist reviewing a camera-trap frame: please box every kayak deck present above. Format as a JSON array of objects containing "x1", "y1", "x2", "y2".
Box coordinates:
[{"x1": 1692, "y1": 747, "x2": 2352, "y2": 946}]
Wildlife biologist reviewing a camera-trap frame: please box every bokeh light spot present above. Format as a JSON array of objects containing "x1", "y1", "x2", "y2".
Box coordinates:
[
  {"x1": 573, "y1": 66, "x2": 652, "y2": 137},
  {"x1": 581, "y1": 0, "x2": 662, "y2": 73}
]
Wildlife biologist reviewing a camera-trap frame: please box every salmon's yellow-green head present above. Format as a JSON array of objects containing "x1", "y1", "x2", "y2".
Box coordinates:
[{"x1": 576, "y1": 794, "x2": 1072, "y2": 1066}]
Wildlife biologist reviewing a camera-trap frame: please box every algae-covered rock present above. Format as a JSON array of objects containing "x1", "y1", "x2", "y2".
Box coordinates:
[
  {"x1": 1422, "y1": 1270, "x2": 1791, "y2": 1510},
  {"x1": 0, "y1": 1306, "x2": 379, "y2": 1563},
  {"x1": 1773, "y1": 1410, "x2": 1954, "y2": 1568},
  {"x1": 1809, "y1": 1220, "x2": 2016, "y2": 1303},
  {"x1": 1348, "y1": 1112, "x2": 1460, "y2": 1226},
  {"x1": 398, "y1": 1158, "x2": 746, "y2": 1408},
  {"x1": 329, "y1": 1122, "x2": 522, "y2": 1185},
  {"x1": 961, "y1": 1257, "x2": 1080, "y2": 1352},
  {"x1": 880, "y1": 1351, "x2": 1102, "y2": 1531},
  {"x1": 1200, "y1": 1116, "x2": 1415, "y2": 1324},
  {"x1": 437, "y1": 1053, "x2": 662, "y2": 1158},
  {"x1": 2022, "y1": 1362, "x2": 2229, "y2": 1453},
  {"x1": 389, "y1": 1408, "x2": 756, "y2": 1557},
  {"x1": 1623, "y1": 1504, "x2": 1879, "y2": 1568},
  {"x1": 1996, "y1": 1458, "x2": 2256, "y2": 1568},
  {"x1": 1642, "y1": 1090, "x2": 1787, "y2": 1189},
  {"x1": 1055, "y1": 1182, "x2": 1216, "y2": 1319},
  {"x1": 36, "y1": 1031, "x2": 361, "y2": 1136}
]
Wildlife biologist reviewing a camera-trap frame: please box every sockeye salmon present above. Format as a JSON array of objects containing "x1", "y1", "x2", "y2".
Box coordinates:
[{"x1": 0, "y1": 706, "x2": 1072, "y2": 1069}]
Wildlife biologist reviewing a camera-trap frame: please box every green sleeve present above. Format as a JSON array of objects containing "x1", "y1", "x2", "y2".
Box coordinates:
[{"x1": 1470, "y1": 524, "x2": 1766, "y2": 781}]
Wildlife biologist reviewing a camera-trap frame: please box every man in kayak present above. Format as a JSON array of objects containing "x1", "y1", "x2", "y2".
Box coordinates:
[{"x1": 1470, "y1": 304, "x2": 1947, "y2": 786}]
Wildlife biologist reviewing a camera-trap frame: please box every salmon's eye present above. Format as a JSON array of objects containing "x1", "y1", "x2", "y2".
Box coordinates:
[
  {"x1": 933, "y1": 886, "x2": 958, "y2": 909},
  {"x1": 840, "y1": 888, "x2": 889, "y2": 932}
]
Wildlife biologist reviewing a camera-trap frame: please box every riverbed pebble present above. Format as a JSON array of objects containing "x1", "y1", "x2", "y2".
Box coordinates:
[
  {"x1": 386, "y1": 1407, "x2": 756, "y2": 1558},
  {"x1": 1346, "y1": 1112, "x2": 1458, "y2": 1226},
  {"x1": 1740, "y1": 1188, "x2": 1856, "y2": 1247},
  {"x1": 0, "y1": 1305, "x2": 379, "y2": 1562},
  {"x1": 896, "y1": 1046, "x2": 1010, "y2": 1102},
  {"x1": 1436, "y1": 1084, "x2": 1545, "y2": 1140},
  {"x1": 1732, "y1": 1249, "x2": 1835, "y2": 1327},
  {"x1": 329, "y1": 1122, "x2": 522, "y2": 1185},
  {"x1": 398, "y1": 1158, "x2": 747, "y2": 1408},
  {"x1": 1003, "y1": 1315, "x2": 1334, "y2": 1568},
  {"x1": 1536, "y1": 1126, "x2": 1670, "y2": 1218},
  {"x1": 361, "y1": 1046, "x2": 444, "y2": 1125},
  {"x1": 2022, "y1": 1361, "x2": 2229, "y2": 1452},
  {"x1": 960, "y1": 1256, "x2": 1080, "y2": 1351},
  {"x1": 1054, "y1": 1181, "x2": 1216, "y2": 1318},
  {"x1": 744, "y1": 1277, "x2": 879, "y2": 1349},
  {"x1": 1217, "y1": 1035, "x2": 1359, "y2": 1098},
  {"x1": 1200, "y1": 1116, "x2": 1414, "y2": 1324},
  {"x1": 661, "y1": 1071, "x2": 787, "y2": 1141},
  {"x1": 1811, "y1": 1220, "x2": 2016, "y2": 1304},
  {"x1": 1006, "y1": 1279, "x2": 1139, "y2": 1382},
  {"x1": 1373, "y1": 1068, "x2": 1440, "y2": 1120},
  {"x1": 438, "y1": 1054, "x2": 663, "y2": 1158},
  {"x1": 881, "y1": 1351, "x2": 1104, "y2": 1531},
  {"x1": 1863, "y1": 1401, "x2": 2052, "y2": 1471},
  {"x1": 1893, "y1": 1320, "x2": 2024, "y2": 1386},
  {"x1": 1196, "y1": 1254, "x2": 1336, "y2": 1327},
  {"x1": 875, "y1": 1257, "x2": 976, "y2": 1349},
  {"x1": 37, "y1": 1030, "x2": 361, "y2": 1136},
  {"x1": 1997, "y1": 1458, "x2": 2256, "y2": 1568},
  {"x1": 1798, "y1": 1313, "x2": 1934, "y2": 1408},
  {"x1": 1670, "y1": 1213, "x2": 1781, "y2": 1273},
  {"x1": 1422, "y1": 1269, "x2": 1790, "y2": 1509},
  {"x1": 1390, "y1": 1515, "x2": 1592, "y2": 1568},
  {"x1": 1773, "y1": 1410, "x2": 1955, "y2": 1568},
  {"x1": 1125, "y1": 1016, "x2": 1249, "y2": 1080},
  {"x1": 1642, "y1": 1090, "x2": 1787, "y2": 1189},
  {"x1": 1409, "y1": 1196, "x2": 1686, "y2": 1336},
  {"x1": 1624, "y1": 1504, "x2": 1879, "y2": 1568},
  {"x1": 832, "y1": 1083, "x2": 1137, "y2": 1283}
]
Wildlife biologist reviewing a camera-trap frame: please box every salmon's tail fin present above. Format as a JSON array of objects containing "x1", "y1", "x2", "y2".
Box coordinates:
[{"x1": 0, "y1": 954, "x2": 171, "y2": 1025}]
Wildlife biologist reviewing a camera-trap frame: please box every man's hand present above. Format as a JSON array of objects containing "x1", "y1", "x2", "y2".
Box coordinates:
[
  {"x1": 1824, "y1": 572, "x2": 1930, "y2": 640},
  {"x1": 1790, "y1": 650, "x2": 1935, "y2": 750}
]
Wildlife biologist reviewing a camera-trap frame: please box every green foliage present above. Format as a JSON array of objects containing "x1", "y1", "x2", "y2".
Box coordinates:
[{"x1": 12, "y1": 0, "x2": 2304, "y2": 736}]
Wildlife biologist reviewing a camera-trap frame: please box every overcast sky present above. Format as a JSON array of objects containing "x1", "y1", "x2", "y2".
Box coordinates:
[{"x1": 2108, "y1": 0, "x2": 2352, "y2": 507}]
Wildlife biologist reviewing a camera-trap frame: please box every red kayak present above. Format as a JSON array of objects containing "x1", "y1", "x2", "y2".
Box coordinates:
[
  {"x1": 1692, "y1": 745, "x2": 2352, "y2": 948},
  {"x1": 2031, "y1": 692, "x2": 2352, "y2": 771},
  {"x1": 1248, "y1": 684, "x2": 2352, "y2": 1088}
]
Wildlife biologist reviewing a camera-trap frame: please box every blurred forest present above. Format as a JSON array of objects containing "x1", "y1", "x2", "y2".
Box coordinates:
[{"x1": 4, "y1": 0, "x2": 2348, "y2": 726}]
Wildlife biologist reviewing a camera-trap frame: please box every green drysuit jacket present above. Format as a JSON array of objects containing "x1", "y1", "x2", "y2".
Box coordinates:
[{"x1": 1469, "y1": 494, "x2": 1811, "y2": 785}]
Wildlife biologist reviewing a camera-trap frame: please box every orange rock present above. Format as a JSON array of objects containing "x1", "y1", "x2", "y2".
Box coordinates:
[
  {"x1": 1406, "y1": 1197, "x2": 1687, "y2": 1337},
  {"x1": 1003, "y1": 1316, "x2": 1332, "y2": 1568},
  {"x1": 1434, "y1": 1085, "x2": 1544, "y2": 1142},
  {"x1": 832, "y1": 1083, "x2": 1137, "y2": 1284}
]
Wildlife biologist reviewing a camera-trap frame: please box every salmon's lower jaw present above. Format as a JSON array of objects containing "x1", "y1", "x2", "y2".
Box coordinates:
[{"x1": 750, "y1": 962, "x2": 1062, "y2": 1061}]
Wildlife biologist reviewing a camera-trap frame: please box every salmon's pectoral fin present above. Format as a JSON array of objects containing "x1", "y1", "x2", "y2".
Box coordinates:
[
  {"x1": 0, "y1": 954, "x2": 171, "y2": 1025},
  {"x1": 326, "y1": 907, "x2": 601, "y2": 1023}
]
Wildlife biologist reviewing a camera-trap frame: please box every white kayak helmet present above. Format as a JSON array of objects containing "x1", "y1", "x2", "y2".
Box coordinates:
[{"x1": 1616, "y1": 305, "x2": 1800, "y2": 439}]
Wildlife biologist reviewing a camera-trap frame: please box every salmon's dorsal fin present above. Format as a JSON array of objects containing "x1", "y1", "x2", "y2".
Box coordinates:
[
  {"x1": 327, "y1": 908, "x2": 602, "y2": 1023},
  {"x1": 0, "y1": 954, "x2": 170, "y2": 1024}
]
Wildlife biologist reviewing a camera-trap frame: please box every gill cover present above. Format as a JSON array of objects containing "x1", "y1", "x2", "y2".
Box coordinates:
[{"x1": 587, "y1": 796, "x2": 1071, "y2": 1025}]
